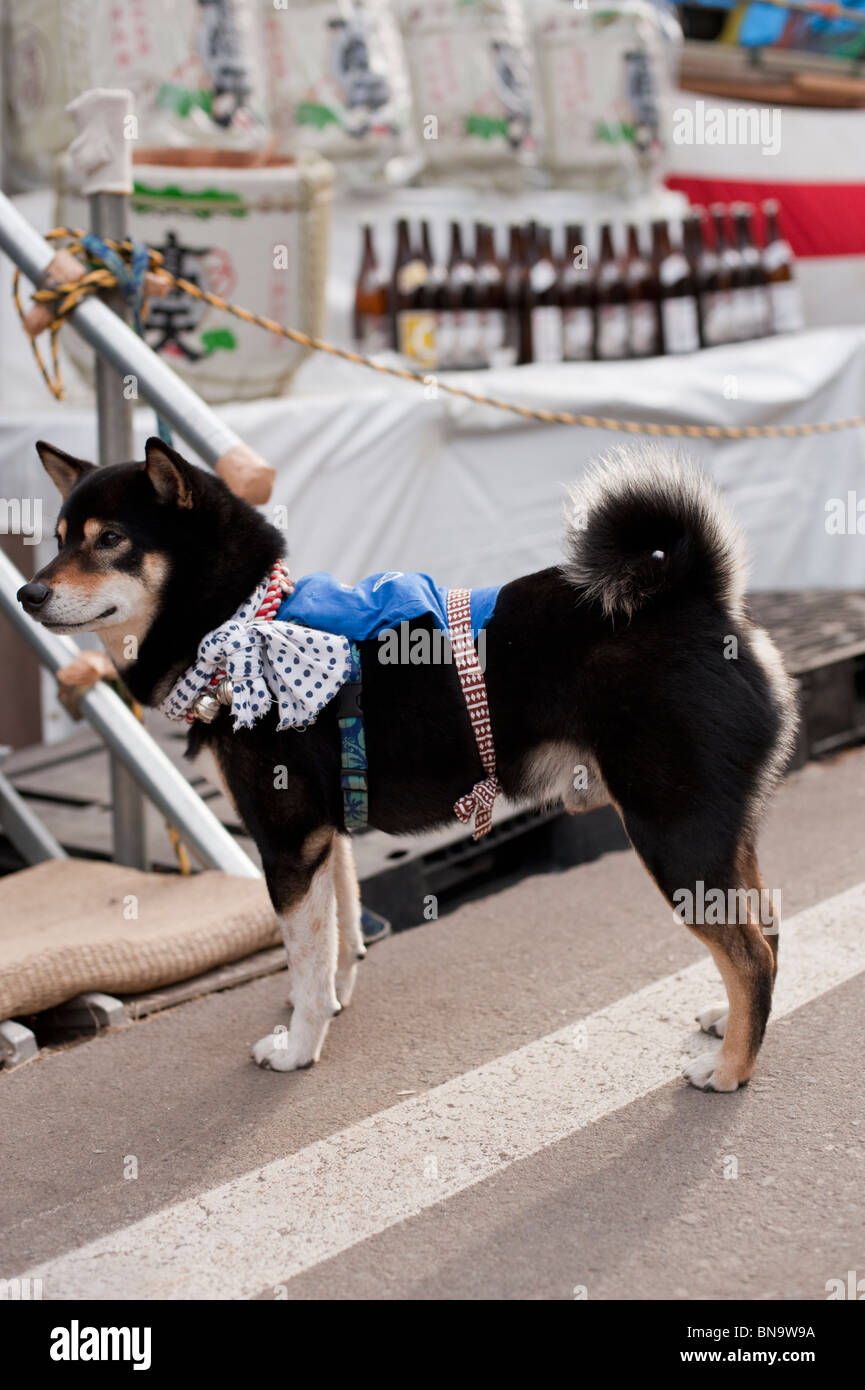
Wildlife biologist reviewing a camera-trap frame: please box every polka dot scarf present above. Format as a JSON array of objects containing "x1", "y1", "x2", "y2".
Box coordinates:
[{"x1": 159, "y1": 569, "x2": 352, "y2": 733}]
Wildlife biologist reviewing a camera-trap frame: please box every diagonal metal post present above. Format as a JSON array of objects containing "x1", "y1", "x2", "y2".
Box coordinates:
[{"x1": 90, "y1": 181, "x2": 148, "y2": 870}]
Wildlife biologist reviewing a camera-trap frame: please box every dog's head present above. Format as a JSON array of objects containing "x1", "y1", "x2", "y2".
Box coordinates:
[
  {"x1": 18, "y1": 438, "x2": 284, "y2": 679},
  {"x1": 17, "y1": 438, "x2": 201, "y2": 640}
]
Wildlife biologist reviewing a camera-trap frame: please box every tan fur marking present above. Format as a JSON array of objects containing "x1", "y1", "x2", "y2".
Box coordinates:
[
  {"x1": 56, "y1": 519, "x2": 67, "y2": 544},
  {"x1": 146, "y1": 452, "x2": 194, "y2": 509},
  {"x1": 301, "y1": 826, "x2": 334, "y2": 865},
  {"x1": 520, "y1": 741, "x2": 610, "y2": 814},
  {"x1": 96, "y1": 557, "x2": 170, "y2": 669},
  {"x1": 684, "y1": 843, "x2": 776, "y2": 1089},
  {"x1": 83, "y1": 519, "x2": 102, "y2": 541},
  {"x1": 50, "y1": 562, "x2": 109, "y2": 595}
]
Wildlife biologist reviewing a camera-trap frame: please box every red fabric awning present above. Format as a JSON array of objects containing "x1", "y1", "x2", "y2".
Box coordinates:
[{"x1": 666, "y1": 176, "x2": 865, "y2": 258}]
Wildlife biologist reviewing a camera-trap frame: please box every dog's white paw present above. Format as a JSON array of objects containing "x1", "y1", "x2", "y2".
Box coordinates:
[
  {"x1": 696, "y1": 1004, "x2": 728, "y2": 1038},
  {"x1": 252, "y1": 1027, "x2": 320, "y2": 1073},
  {"x1": 683, "y1": 1051, "x2": 741, "y2": 1093}
]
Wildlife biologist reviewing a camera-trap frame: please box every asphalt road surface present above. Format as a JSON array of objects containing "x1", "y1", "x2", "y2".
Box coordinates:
[{"x1": 3, "y1": 748, "x2": 865, "y2": 1301}]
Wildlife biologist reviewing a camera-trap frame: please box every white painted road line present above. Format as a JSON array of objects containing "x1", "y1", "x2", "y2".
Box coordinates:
[{"x1": 16, "y1": 879, "x2": 865, "y2": 1301}]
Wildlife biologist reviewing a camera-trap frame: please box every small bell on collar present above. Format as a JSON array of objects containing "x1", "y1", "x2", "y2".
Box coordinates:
[
  {"x1": 215, "y1": 677, "x2": 235, "y2": 706},
  {"x1": 193, "y1": 691, "x2": 222, "y2": 724}
]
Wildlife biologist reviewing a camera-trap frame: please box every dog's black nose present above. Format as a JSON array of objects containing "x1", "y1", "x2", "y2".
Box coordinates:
[{"x1": 17, "y1": 580, "x2": 51, "y2": 609}]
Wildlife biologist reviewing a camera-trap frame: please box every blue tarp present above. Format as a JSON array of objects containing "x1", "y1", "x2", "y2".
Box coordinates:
[{"x1": 688, "y1": 0, "x2": 865, "y2": 48}]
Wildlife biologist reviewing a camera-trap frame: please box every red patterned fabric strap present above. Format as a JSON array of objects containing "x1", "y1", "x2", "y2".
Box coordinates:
[{"x1": 447, "y1": 587, "x2": 500, "y2": 840}]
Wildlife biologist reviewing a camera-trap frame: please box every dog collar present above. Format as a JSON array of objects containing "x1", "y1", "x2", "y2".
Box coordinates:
[{"x1": 159, "y1": 560, "x2": 352, "y2": 733}]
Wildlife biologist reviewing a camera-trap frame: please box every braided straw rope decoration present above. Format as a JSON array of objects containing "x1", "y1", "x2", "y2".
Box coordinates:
[{"x1": 14, "y1": 227, "x2": 865, "y2": 440}]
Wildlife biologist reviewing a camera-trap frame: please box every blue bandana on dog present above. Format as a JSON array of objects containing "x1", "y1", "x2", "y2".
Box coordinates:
[{"x1": 278, "y1": 570, "x2": 501, "y2": 640}]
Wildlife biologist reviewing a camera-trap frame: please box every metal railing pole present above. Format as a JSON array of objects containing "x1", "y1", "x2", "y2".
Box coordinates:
[
  {"x1": 0, "y1": 548, "x2": 262, "y2": 879},
  {"x1": 90, "y1": 185, "x2": 148, "y2": 870},
  {"x1": 0, "y1": 189, "x2": 253, "y2": 472},
  {"x1": 0, "y1": 765, "x2": 68, "y2": 864}
]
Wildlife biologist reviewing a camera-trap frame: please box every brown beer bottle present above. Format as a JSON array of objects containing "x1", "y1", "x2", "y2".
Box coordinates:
[
  {"x1": 419, "y1": 219, "x2": 448, "y2": 367},
  {"x1": 690, "y1": 206, "x2": 732, "y2": 347},
  {"x1": 625, "y1": 223, "x2": 659, "y2": 358},
  {"x1": 711, "y1": 204, "x2": 747, "y2": 342},
  {"x1": 392, "y1": 218, "x2": 429, "y2": 361},
  {"x1": 651, "y1": 217, "x2": 700, "y2": 356},
  {"x1": 682, "y1": 211, "x2": 707, "y2": 347},
  {"x1": 354, "y1": 225, "x2": 390, "y2": 353},
  {"x1": 475, "y1": 222, "x2": 509, "y2": 369},
  {"x1": 504, "y1": 224, "x2": 530, "y2": 366},
  {"x1": 560, "y1": 223, "x2": 595, "y2": 363},
  {"x1": 594, "y1": 224, "x2": 629, "y2": 361},
  {"x1": 446, "y1": 222, "x2": 481, "y2": 370},
  {"x1": 761, "y1": 199, "x2": 804, "y2": 334},
  {"x1": 390, "y1": 217, "x2": 411, "y2": 351},
  {"x1": 527, "y1": 224, "x2": 563, "y2": 364},
  {"x1": 732, "y1": 203, "x2": 770, "y2": 339},
  {"x1": 419, "y1": 220, "x2": 446, "y2": 302}
]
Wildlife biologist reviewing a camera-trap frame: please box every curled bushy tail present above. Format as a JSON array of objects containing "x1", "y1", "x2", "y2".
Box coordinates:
[{"x1": 563, "y1": 445, "x2": 748, "y2": 620}]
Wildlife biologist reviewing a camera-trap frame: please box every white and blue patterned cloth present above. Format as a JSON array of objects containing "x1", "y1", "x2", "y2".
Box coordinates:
[{"x1": 159, "y1": 570, "x2": 352, "y2": 732}]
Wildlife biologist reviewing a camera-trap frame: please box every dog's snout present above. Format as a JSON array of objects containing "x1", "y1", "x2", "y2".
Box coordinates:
[{"x1": 17, "y1": 580, "x2": 52, "y2": 610}]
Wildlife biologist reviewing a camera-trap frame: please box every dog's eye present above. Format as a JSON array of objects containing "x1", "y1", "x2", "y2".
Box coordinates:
[{"x1": 95, "y1": 530, "x2": 124, "y2": 550}]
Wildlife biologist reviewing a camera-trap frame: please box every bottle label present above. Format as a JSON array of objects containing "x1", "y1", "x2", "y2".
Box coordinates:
[
  {"x1": 597, "y1": 304, "x2": 628, "y2": 360},
  {"x1": 531, "y1": 305, "x2": 563, "y2": 363},
  {"x1": 701, "y1": 291, "x2": 731, "y2": 347},
  {"x1": 397, "y1": 309, "x2": 437, "y2": 367},
  {"x1": 396, "y1": 258, "x2": 428, "y2": 295},
  {"x1": 435, "y1": 310, "x2": 456, "y2": 369},
  {"x1": 562, "y1": 306, "x2": 593, "y2": 361},
  {"x1": 661, "y1": 296, "x2": 699, "y2": 354},
  {"x1": 479, "y1": 309, "x2": 508, "y2": 369},
  {"x1": 359, "y1": 314, "x2": 391, "y2": 355},
  {"x1": 730, "y1": 287, "x2": 752, "y2": 342},
  {"x1": 751, "y1": 287, "x2": 770, "y2": 338},
  {"x1": 459, "y1": 309, "x2": 484, "y2": 368},
  {"x1": 629, "y1": 300, "x2": 657, "y2": 357},
  {"x1": 770, "y1": 281, "x2": 804, "y2": 334}
]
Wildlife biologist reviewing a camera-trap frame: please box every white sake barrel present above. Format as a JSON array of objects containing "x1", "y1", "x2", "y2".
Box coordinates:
[
  {"x1": 4, "y1": 0, "x2": 269, "y2": 191},
  {"x1": 58, "y1": 155, "x2": 332, "y2": 403}
]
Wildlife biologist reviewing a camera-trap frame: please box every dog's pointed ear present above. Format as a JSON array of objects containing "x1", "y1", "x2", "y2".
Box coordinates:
[
  {"x1": 35, "y1": 442, "x2": 95, "y2": 500},
  {"x1": 144, "y1": 437, "x2": 195, "y2": 510}
]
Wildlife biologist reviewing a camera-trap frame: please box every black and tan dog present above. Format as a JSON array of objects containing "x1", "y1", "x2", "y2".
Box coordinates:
[{"x1": 19, "y1": 437, "x2": 797, "y2": 1090}]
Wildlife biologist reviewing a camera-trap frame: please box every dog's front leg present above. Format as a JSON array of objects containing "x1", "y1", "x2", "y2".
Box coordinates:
[
  {"x1": 333, "y1": 834, "x2": 367, "y2": 1006},
  {"x1": 252, "y1": 833, "x2": 341, "y2": 1072}
]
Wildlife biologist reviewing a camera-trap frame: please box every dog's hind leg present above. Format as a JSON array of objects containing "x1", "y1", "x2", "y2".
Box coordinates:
[
  {"x1": 252, "y1": 830, "x2": 341, "y2": 1072},
  {"x1": 695, "y1": 841, "x2": 778, "y2": 1044},
  {"x1": 622, "y1": 815, "x2": 778, "y2": 1093},
  {"x1": 333, "y1": 834, "x2": 367, "y2": 1007}
]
